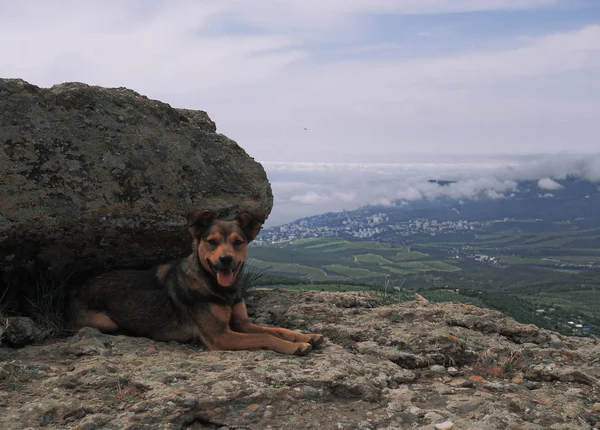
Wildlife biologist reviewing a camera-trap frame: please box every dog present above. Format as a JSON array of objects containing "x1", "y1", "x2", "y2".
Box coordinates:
[{"x1": 68, "y1": 210, "x2": 323, "y2": 355}]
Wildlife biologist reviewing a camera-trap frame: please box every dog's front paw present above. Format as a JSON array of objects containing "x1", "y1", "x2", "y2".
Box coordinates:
[
  {"x1": 293, "y1": 342, "x2": 312, "y2": 356},
  {"x1": 308, "y1": 334, "x2": 324, "y2": 348}
]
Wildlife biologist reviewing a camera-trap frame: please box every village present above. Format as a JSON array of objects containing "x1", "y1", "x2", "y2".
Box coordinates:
[
  {"x1": 534, "y1": 308, "x2": 593, "y2": 336},
  {"x1": 255, "y1": 212, "x2": 487, "y2": 245}
]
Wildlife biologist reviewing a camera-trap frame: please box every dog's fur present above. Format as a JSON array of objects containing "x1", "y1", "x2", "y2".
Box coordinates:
[{"x1": 68, "y1": 210, "x2": 323, "y2": 355}]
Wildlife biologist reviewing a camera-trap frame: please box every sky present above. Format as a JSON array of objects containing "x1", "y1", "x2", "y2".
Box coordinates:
[{"x1": 1, "y1": 0, "x2": 600, "y2": 224}]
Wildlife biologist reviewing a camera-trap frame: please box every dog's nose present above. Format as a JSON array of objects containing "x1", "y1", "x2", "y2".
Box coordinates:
[{"x1": 219, "y1": 255, "x2": 234, "y2": 267}]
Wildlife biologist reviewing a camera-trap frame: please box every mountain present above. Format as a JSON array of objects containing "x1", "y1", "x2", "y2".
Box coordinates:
[{"x1": 258, "y1": 178, "x2": 600, "y2": 244}]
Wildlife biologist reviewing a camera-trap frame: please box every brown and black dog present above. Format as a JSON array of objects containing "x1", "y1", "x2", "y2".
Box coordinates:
[{"x1": 68, "y1": 210, "x2": 323, "y2": 355}]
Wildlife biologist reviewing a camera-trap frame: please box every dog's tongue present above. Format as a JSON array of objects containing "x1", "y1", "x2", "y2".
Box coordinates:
[{"x1": 217, "y1": 269, "x2": 234, "y2": 287}]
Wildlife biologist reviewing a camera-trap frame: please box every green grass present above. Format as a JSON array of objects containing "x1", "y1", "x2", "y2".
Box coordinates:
[
  {"x1": 552, "y1": 255, "x2": 600, "y2": 263},
  {"x1": 418, "y1": 260, "x2": 459, "y2": 271},
  {"x1": 383, "y1": 261, "x2": 460, "y2": 273},
  {"x1": 354, "y1": 253, "x2": 393, "y2": 264},
  {"x1": 324, "y1": 264, "x2": 387, "y2": 279},
  {"x1": 247, "y1": 258, "x2": 343, "y2": 282},
  {"x1": 391, "y1": 249, "x2": 429, "y2": 261},
  {"x1": 498, "y1": 255, "x2": 600, "y2": 267},
  {"x1": 382, "y1": 266, "x2": 413, "y2": 275},
  {"x1": 292, "y1": 238, "x2": 397, "y2": 252},
  {"x1": 497, "y1": 256, "x2": 560, "y2": 266},
  {"x1": 403, "y1": 261, "x2": 440, "y2": 271},
  {"x1": 249, "y1": 239, "x2": 449, "y2": 281},
  {"x1": 294, "y1": 238, "x2": 350, "y2": 250}
]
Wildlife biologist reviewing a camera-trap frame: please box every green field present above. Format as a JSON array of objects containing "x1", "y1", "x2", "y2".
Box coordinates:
[
  {"x1": 496, "y1": 256, "x2": 561, "y2": 266},
  {"x1": 248, "y1": 258, "x2": 345, "y2": 282},
  {"x1": 248, "y1": 238, "x2": 460, "y2": 282},
  {"x1": 250, "y1": 231, "x2": 600, "y2": 337},
  {"x1": 354, "y1": 253, "x2": 393, "y2": 264}
]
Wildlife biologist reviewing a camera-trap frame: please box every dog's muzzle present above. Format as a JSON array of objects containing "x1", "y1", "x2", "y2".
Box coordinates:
[{"x1": 208, "y1": 255, "x2": 240, "y2": 287}]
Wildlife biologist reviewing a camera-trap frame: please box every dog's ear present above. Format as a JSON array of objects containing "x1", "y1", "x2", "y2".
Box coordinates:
[
  {"x1": 187, "y1": 210, "x2": 215, "y2": 237},
  {"x1": 235, "y1": 211, "x2": 266, "y2": 242}
]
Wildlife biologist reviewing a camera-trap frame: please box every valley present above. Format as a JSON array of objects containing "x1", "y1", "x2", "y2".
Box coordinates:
[{"x1": 248, "y1": 178, "x2": 600, "y2": 338}]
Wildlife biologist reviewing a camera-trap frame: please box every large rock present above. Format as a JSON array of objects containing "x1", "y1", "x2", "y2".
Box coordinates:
[{"x1": 0, "y1": 78, "x2": 272, "y2": 306}]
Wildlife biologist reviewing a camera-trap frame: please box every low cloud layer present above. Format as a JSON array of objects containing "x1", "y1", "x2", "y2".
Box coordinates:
[
  {"x1": 265, "y1": 153, "x2": 600, "y2": 225},
  {"x1": 538, "y1": 178, "x2": 563, "y2": 190}
]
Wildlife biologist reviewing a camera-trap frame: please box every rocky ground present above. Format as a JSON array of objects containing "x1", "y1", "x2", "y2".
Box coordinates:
[{"x1": 1, "y1": 289, "x2": 599, "y2": 429}]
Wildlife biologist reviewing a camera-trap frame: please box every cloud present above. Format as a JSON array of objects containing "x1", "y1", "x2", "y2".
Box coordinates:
[
  {"x1": 264, "y1": 153, "x2": 600, "y2": 225},
  {"x1": 0, "y1": 1, "x2": 305, "y2": 96},
  {"x1": 216, "y1": 0, "x2": 560, "y2": 32},
  {"x1": 538, "y1": 178, "x2": 563, "y2": 190},
  {"x1": 395, "y1": 187, "x2": 424, "y2": 202},
  {"x1": 290, "y1": 191, "x2": 328, "y2": 205},
  {"x1": 290, "y1": 190, "x2": 357, "y2": 205},
  {"x1": 495, "y1": 154, "x2": 600, "y2": 182},
  {"x1": 1, "y1": 1, "x2": 598, "y2": 162},
  {"x1": 216, "y1": 24, "x2": 600, "y2": 161}
]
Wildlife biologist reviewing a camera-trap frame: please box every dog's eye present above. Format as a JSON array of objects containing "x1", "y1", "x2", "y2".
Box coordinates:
[
  {"x1": 233, "y1": 239, "x2": 244, "y2": 246},
  {"x1": 207, "y1": 239, "x2": 218, "y2": 246}
]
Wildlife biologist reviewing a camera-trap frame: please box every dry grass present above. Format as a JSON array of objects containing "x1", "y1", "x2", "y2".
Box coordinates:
[
  {"x1": 473, "y1": 348, "x2": 523, "y2": 379},
  {"x1": 0, "y1": 364, "x2": 42, "y2": 391},
  {"x1": 25, "y1": 269, "x2": 76, "y2": 337},
  {"x1": 0, "y1": 286, "x2": 8, "y2": 345}
]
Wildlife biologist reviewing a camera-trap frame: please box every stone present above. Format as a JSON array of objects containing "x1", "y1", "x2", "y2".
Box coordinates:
[
  {"x1": 0, "y1": 316, "x2": 41, "y2": 346},
  {"x1": 424, "y1": 411, "x2": 445, "y2": 423},
  {"x1": 435, "y1": 421, "x2": 454, "y2": 430},
  {"x1": 448, "y1": 378, "x2": 474, "y2": 388},
  {"x1": 447, "y1": 366, "x2": 459, "y2": 376},
  {"x1": 0, "y1": 78, "x2": 273, "y2": 311},
  {"x1": 430, "y1": 364, "x2": 447, "y2": 375},
  {"x1": 451, "y1": 398, "x2": 485, "y2": 414},
  {"x1": 76, "y1": 414, "x2": 111, "y2": 430},
  {"x1": 593, "y1": 402, "x2": 600, "y2": 412}
]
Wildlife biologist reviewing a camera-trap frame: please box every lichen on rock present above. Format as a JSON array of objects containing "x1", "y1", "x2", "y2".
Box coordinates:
[{"x1": 0, "y1": 78, "x2": 273, "y2": 311}]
